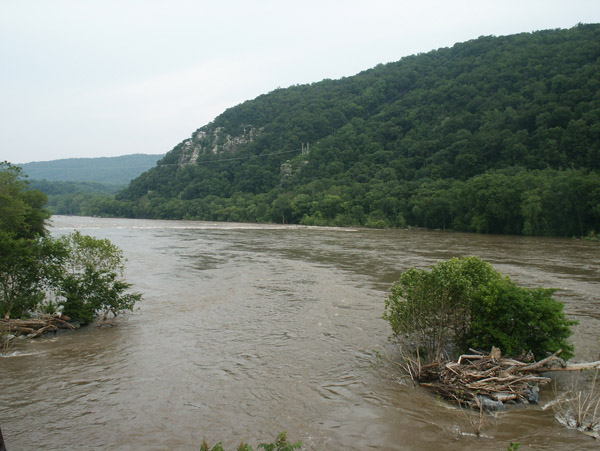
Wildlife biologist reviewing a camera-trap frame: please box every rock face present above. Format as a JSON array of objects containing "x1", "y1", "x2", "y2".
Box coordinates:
[{"x1": 177, "y1": 125, "x2": 262, "y2": 167}]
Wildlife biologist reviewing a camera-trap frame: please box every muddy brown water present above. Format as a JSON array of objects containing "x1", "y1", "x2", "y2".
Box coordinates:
[{"x1": 1, "y1": 216, "x2": 599, "y2": 450}]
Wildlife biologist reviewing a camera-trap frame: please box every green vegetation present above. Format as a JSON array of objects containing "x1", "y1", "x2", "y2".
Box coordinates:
[
  {"x1": 200, "y1": 432, "x2": 301, "y2": 451},
  {"x1": 27, "y1": 179, "x2": 122, "y2": 215},
  {"x1": 0, "y1": 231, "x2": 56, "y2": 319},
  {"x1": 18, "y1": 154, "x2": 164, "y2": 216},
  {"x1": 77, "y1": 24, "x2": 599, "y2": 237},
  {"x1": 19, "y1": 154, "x2": 164, "y2": 184},
  {"x1": 0, "y1": 161, "x2": 140, "y2": 324},
  {"x1": 27, "y1": 180, "x2": 122, "y2": 195},
  {"x1": 383, "y1": 257, "x2": 576, "y2": 361},
  {"x1": 53, "y1": 232, "x2": 142, "y2": 323},
  {"x1": 0, "y1": 163, "x2": 49, "y2": 239}
]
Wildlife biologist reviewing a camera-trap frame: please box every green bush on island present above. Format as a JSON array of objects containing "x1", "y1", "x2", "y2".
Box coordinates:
[
  {"x1": 383, "y1": 256, "x2": 576, "y2": 361},
  {"x1": 0, "y1": 161, "x2": 140, "y2": 325}
]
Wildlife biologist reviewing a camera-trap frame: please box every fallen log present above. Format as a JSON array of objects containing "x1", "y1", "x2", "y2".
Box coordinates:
[
  {"x1": 51, "y1": 316, "x2": 76, "y2": 330},
  {"x1": 3, "y1": 325, "x2": 35, "y2": 334},
  {"x1": 30, "y1": 324, "x2": 59, "y2": 338},
  {"x1": 457, "y1": 354, "x2": 486, "y2": 365},
  {"x1": 506, "y1": 350, "x2": 564, "y2": 374},
  {"x1": 527, "y1": 361, "x2": 600, "y2": 372},
  {"x1": 0, "y1": 314, "x2": 77, "y2": 338},
  {"x1": 414, "y1": 348, "x2": 596, "y2": 410}
]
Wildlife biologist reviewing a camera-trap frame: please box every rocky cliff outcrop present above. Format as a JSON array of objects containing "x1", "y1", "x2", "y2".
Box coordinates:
[{"x1": 177, "y1": 125, "x2": 262, "y2": 167}]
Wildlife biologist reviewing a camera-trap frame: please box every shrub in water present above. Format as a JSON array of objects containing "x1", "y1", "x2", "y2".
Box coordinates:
[{"x1": 384, "y1": 256, "x2": 575, "y2": 361}]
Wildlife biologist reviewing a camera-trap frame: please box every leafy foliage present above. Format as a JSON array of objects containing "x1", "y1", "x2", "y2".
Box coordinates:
[
  {"x1": 82, "y1": 25, "x2": 600, "y2": 237},
  {"x1": 28, "y1": 179, "x2": 124, "y2": 195},
  {"x1": 384, "y1": 257, "x2": 576, "y2": 361},
  {"x1": 468, "y1": 278, "x2": 576, "y2": 359},
  {"x1": 54, "y1": 232, "x2": 141, "y2": 324},
  {"x1": 27, "y1": 179, "x2": 122, "y2": 215},
  {"x1": 199, "y1": 432, "x2": 301, "y2": 451},
  {"x1": 0, "y1": 161, "x2": 49, "y2": 239},
  {"x1": 0, "y1": 162, "x2": 140, "y2": 323},
  {"x1": 0, "y1": 231, "x2": 53, "y2": 319},
  {"x1": 18, "y1": 155, "x2": 164, "y2": 217}
]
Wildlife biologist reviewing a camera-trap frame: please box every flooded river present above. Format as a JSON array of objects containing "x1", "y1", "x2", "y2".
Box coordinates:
[{"x1": 1, "y1": 216, "x2": 599, "y2": 450}]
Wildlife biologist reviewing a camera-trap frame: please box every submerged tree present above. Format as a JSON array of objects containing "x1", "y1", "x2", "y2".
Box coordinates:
[
  {"x1": 0, "y1": 161, "x2": 141, "y2": 325},
  {"x1": 384, "y1": 256, "x2": 576, "y2": 361},
  {"x1": 52, "y1": 232, "x2": 141, "y2": 323},
  {"x1": 53, "y1": 232, "x2": 141, "y2": 323}
]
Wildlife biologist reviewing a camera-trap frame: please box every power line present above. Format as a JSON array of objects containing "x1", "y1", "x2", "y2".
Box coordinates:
[{"x1": 23, "y1": 165, "x2": 158, "y2": 171}]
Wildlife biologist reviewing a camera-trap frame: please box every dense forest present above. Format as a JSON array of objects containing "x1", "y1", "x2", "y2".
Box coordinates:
[
  {"x1": 69, "y1": 25, "x2": 600, "y2": 236},
  {"x1": 18, "y1": 154, "x2": 163, "y2": 215},
  {"x1": 27, "y1": 180, "x2": 122, "y2": 216}
]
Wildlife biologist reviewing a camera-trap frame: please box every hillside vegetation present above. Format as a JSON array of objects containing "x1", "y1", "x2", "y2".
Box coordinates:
[
  {"x1": 20, "y1": 154, "x2": 164, "y2": 185},
  {"x1": 27, "y1": 180, "x2": 122, "y2": 215},
  {"x1": 18, "y1": 154, "x2": 164, "y2": 215},
  {"x1": 95, "y1": 25, "x2": 599, "y2": 236}
]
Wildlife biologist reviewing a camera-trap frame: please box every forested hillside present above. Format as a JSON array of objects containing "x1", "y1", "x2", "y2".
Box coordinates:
[
  {"x1": 94, "y1": 25, "x2": 599, "y2": 236},
  {"x1": 20, "y1": 154, "x2": 164, "y2": 185},
  {"x1": 26, "y1": 180, "x2": 121, "y2": 216},
  {"x1": 18, "y1": 154, "x2": 164, "y2": 215}
]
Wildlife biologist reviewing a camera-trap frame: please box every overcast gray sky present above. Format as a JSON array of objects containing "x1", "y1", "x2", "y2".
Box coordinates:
[{"x1": 2, "y1": 0, "x2": 599, "y2": 164}]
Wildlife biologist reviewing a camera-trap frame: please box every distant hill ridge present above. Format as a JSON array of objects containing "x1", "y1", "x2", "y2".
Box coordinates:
[
  {"x1": 20, "y1": 154, "x2": 165, "y2": 185},
  {"x1": 69, "y1": 25, "x2": 600, "y2": 236}
]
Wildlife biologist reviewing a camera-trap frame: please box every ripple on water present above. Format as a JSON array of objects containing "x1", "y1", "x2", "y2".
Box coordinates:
[{"x1": 1, "y1": 217, "x2": 598, "y2": 450}]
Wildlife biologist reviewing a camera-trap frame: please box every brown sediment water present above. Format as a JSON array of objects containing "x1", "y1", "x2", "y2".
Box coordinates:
[{"x1": 1, "y1": 216, "x2": 598, "y2": 450}]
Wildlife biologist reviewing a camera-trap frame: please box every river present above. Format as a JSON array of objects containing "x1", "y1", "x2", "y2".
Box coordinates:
[{"x1": 1, "y1": 216, "x2": 599, "y2": 450}]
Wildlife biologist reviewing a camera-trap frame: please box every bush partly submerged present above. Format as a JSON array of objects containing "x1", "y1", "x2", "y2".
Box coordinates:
[
  {"x1": 383, "y1": 256, "x2": 576, "y2": 362},
  {"x1": 200, "y1": 432, "x2": 302, "y2": 451}
]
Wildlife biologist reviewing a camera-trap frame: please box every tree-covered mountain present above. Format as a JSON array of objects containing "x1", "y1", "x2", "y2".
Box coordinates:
[
  {"x1": 96, "y1": 25, "x2": 599, "y2": 236},
  {"x1": 17, "y1": 154, "x2": 164, "y2": 215},
  {"x1": 25, "y1": 180, "x2": 121, "y2": 216},
  {"x1": 19, "y1": 154, "x2": 164, "y2": 185}
]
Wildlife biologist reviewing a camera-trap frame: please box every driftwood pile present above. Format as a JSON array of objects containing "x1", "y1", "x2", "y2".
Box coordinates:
[
  {"x1": 417, "y1": 348, "x2": 600, "y2": 410},
  {"x1": 1, "y1": 314, "x2": 76, "y2": 338}
]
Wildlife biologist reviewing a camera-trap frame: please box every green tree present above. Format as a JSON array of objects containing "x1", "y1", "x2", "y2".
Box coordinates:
[
  {"x1": 384, "y1": 257, "x2": 576, "y2": 361},
  {"x1": 271, "y1": 193, "x2": 293, "y2": 223},
  {"x1": 0, "y1": 163, "x2": 141, "y2": 325},
  {"x1": 521, "y1": 188, "x2": 544, "y2": 236},
  {"x1": 0, "y1": 231, "x2": 50, "y2": 319},
  {"x1": 468, "y1": 278, "x2": 576, "y2": 358},
  {"x1": 0, "y1": 161, "x2": 49, "y2": 238},
  {"x1": 55, "y1": 232, "x2": 141, "y2": 323},
  {"x1": 0, "y1": 162, "x2": 55, "y2": 319}
]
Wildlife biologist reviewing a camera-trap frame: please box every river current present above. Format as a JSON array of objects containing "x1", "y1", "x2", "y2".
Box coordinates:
[{"x1": 1, "y1": 216, "x2": 599, "y2": 450}]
